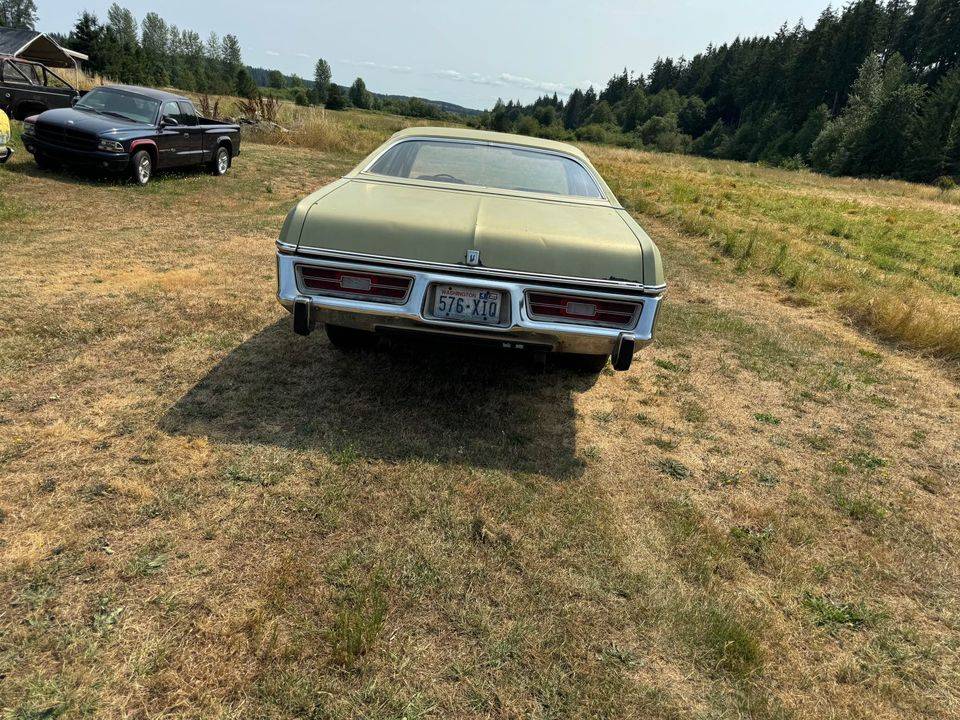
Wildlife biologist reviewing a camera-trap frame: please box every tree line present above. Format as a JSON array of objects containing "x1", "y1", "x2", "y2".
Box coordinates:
[
  {"x1": 1, "y1": 3, "x2": 457, "y2": 122},
  {"x1": 0, "y1": 0, "x2": 38, "y2": 28},
  {"x1": 480, "y1": 0, "x2": 960, "y2": 182}
]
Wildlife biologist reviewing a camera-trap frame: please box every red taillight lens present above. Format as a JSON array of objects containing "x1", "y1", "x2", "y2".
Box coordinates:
[
  {"x1": 299, "y1": 266, "x2": 412, "y2": 302},
  {"x1": 527, "y1": 292, "x2": 640, "y2": 328}
]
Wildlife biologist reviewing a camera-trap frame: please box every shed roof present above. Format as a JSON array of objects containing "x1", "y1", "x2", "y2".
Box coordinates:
[{"x1": 0, "y1": 28, "x2": 88, "y2": 67}]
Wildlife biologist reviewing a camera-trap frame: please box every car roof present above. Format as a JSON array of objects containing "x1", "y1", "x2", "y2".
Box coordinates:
[
  {"x1": 389, "y1": 126, "x2": 590, "y2": 161},
  {"x1": 101, "y1": 84, "x2": 190, "y2": 103}
]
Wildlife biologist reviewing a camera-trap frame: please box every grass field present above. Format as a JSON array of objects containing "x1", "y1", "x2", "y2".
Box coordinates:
[{"x1": 1, "y1": 113, "x2": 959, "y2": 719}]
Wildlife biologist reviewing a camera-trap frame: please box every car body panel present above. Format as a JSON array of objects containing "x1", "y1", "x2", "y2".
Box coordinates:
[
  {"x1": 277, "y1": 126, "x2": 666, "y2": 368},
  {"x1": 295, "y1": 177, "x2": 647, "y2": 283}
]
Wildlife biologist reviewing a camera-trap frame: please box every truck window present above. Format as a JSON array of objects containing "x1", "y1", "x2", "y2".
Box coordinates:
[
  {"x1": 177, "y1": 101, "x2": 198, "y2": 126},
  {"x1": 161, "y1": 101, "x2": 180, "y2": 123}
]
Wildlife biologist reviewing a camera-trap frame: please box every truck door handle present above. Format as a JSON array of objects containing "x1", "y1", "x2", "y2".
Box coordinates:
[{"x1": 182, "y1": 132, "x2": 189, "y2": 137}]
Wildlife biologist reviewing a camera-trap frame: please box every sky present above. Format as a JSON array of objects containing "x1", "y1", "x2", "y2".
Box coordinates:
[{"x1": 38, "y1": 0, "x2": 835, "y2": 110}]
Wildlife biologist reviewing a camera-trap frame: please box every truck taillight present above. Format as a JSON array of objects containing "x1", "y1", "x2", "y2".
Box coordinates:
[
  {"x1": 526, "y1": 291, "x2": 640, "y2": 328},
  {"x1": 298, "y1": 266, "x2": 412, "y2": 302}
]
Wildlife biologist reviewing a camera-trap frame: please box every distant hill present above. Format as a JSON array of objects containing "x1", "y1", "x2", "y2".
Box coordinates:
[{"x1": 246, "y1": 66, "x2": 481, "y2": 117}]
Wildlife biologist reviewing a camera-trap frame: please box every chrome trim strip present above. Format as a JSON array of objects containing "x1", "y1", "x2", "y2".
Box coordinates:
[
  {"x1": 295, "y1": 262, "x2": 414, "y2": 305},
  {"x1": 524, "y1": 290, "x2": 642, "y2": 331},
  {"x1": 277, "y1": 250, "x2": 664, "y2": 355},
  {"x1": 276, "y1": 241, "x2": 667, "y2": 295}
]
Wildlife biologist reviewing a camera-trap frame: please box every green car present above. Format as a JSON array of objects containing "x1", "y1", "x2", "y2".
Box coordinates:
[{"x1": 276, "y1": 127, "x2": 665, "y2": 371}]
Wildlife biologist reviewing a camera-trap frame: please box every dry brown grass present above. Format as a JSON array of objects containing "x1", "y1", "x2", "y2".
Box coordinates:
[
  {"x1": 589, "y1": 146, "x2": 960, "y2": 361},
  {"x1": 0, "y1": 123, "x2": 959, "y2": 719}
]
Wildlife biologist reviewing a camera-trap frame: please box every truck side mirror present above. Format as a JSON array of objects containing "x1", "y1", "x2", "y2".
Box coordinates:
[
  {"x1": 70, "y1": 96, "x2": 78, "y2": 107},
  {"x1": 160, "y1": 115, "x2": 179, "y2": 128}
]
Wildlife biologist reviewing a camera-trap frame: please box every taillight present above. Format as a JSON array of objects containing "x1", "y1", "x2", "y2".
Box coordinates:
[
  {"x1": 298, "y1": 266, "x2": 412, "y2": 302},
  {"x1": 527, "y1": 291, "x2": 640, "y2": 328}
]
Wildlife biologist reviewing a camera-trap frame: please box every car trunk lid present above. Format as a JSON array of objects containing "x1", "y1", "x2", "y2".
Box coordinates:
[{"x1": 296, "y1": 178, "x2": 644, "y2": 283}]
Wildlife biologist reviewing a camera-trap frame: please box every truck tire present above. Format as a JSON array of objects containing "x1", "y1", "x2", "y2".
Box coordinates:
[
  {"x1": 34, "y1": 152, "x2": 59, "y2": 171},
  {"x1": 130, "y1": 149, "x2": 152, "y2": 186},
  {"x1": 210, "y1": 145, "x2": 230, "y2": 176}
]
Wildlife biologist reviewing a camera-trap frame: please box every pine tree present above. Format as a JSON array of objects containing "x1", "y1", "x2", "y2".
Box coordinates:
[
  {"x1": 106, "y1": 3, "x2": 138, "y2": 47},
  {"x1": 235, "y1": 67, "x2": 257, "y2": 99},
  {"x1": 325, "y1": 84, "x2": 347, "y2": 110},
  {"x1": 313, "y1": 59, "x2": 332, "y2": 104},
  {"x1": 349, "y1": 77, "x2": 372, "y2": 109},
  {"x1": 0, "y1": 0, "x2": 38, "y2": 29},
  {"x1": 221, "y1": 34, "x2": 242, "y2": 71},
  {"x1": 906, "y1": 69, "x2": 960, "y2": 181},
  {"x1": 563, "y1": 89, "x2": 584, "y2": 129}
]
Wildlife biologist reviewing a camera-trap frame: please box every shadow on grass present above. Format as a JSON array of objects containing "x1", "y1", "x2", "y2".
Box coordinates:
[
  {"x1": 161, "y1": 319, "x2": 597, "y2": 478},
  {"x1": 3, "y1": 155, "x2": 210, "y2": 187}
]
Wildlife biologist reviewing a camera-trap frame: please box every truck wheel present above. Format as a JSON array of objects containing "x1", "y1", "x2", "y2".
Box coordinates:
[
  {"x1": 130, "y1": 150, "x2": 152, "y2": 186},
  {"x1": 34, "y1": 152, "x2": 59, "y2": 171},
  {"x1": 211, "y1": 146, "x2": 230, "y2": 176}
]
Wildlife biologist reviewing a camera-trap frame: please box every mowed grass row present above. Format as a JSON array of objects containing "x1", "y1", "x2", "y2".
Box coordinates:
[
  {"x1": 590, "y1": 147, "x2": 960, "y2": 361},
  {"x1": 0, "y1": 112, "x2": 959, "y2": 719}
]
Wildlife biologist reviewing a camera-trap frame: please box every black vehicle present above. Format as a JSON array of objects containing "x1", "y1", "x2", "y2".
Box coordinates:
[
  {"x1": 21, "y1": 85, "x2": 241, "y2": 185},
  {"x1": 0, "y1": 57, "x2": 80, "y2": 120}
]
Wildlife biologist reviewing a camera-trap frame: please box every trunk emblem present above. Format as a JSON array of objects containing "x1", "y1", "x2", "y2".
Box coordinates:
[{"x1": 466, "y1": 250, "x2": 480, "y2": 266}]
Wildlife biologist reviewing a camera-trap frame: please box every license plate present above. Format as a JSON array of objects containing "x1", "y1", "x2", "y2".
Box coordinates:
[{"x1": 433, "y1": 284, "x2": 503, "y2": 324}]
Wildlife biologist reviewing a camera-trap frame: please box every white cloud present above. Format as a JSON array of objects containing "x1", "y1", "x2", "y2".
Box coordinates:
[
  {"x1": 295, "y1": 52, "x2": 311, "y2": 59},
  {"x1": 430, "y1": 68, "x2": 578, "y2": 95},
  {"x1": 340, "y1": 59, "x2": 413, "y2": 73},
  {"x1": 265, "y1": 50, "x2": 280, "y2": 57},
  {"x1": 497, "y1": 72, "x2": 572, "y2": 94}
]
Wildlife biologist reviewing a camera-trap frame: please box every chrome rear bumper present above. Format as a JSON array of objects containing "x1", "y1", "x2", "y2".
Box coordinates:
[{"x1": 276, "y1": 247, "x2": 664, "y2": 358}]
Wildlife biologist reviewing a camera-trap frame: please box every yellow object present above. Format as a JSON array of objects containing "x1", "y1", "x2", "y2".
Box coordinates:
[{"x1": 0, "y1": 109, "x2": 10, "y2": 147}]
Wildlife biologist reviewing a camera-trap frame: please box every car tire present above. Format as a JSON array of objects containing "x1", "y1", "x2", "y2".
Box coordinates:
[
  {"x1": 210, "y1": 145, "x2": 230, "y2": 176},
  {"x1": 130, "y1": 149, "x2": 152, "y2": 186},
  {"x1": 325, "y1": 324, "x2": 378, "y2": 352},
  {"x1": 560, "y1": 353, "x2": 609, "y2": 374},
  {"x1": 34, "y1": 152, "x2": 59, "y2": 171}
]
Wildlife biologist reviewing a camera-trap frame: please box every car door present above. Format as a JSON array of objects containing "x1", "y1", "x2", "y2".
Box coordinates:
[
  {"x1": 177, "y1": 101, "x2": 205, "y2": 166},
  {"x1": 156, "y1": 100, "x2": 188, "y2": 167}
]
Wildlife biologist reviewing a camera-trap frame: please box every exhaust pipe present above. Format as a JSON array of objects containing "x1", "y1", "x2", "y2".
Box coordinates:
[
  {"x1": 611, "y1": 332, "x2": 636, "y2": 371},
  {"x1": 292, "y1": 296, "x2": 315, "y2": 336}
]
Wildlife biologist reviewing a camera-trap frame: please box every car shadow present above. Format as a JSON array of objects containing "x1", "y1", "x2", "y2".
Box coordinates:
[
  {"x1": 161, "y1": 319, "x2": 599, "y2": 479},
  {"x1": 4, "y1": 156, "x2": 209, "y2": 186}
]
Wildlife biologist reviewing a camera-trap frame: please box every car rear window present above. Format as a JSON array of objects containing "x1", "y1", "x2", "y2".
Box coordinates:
[{"x1": 366, "y1": 139, "x2": 604, "y2": 199}]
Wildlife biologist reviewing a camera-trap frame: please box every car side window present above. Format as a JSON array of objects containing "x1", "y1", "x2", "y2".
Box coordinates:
[
  {"x1": 161, "y1": 101, "x2": 180, "y2": 124},
  {"x1": 177, "y1": 102, "x2": 198, "y2": 126}
]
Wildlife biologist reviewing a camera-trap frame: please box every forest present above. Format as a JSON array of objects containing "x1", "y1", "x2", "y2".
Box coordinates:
[
  {"x1": 22, "y1": 3, "x2": 461, "y2": 121},
  {"x1": 480, "y1": 0, "x2": 960, "y2": 182},
  {"x1": 3, "y1": 0, "x2": 959, "y2": 180}
]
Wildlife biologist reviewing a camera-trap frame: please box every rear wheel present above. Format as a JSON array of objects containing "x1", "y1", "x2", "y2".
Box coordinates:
[
  {"x1": 325, "y1": 324, "x2": 378, "y2": 352},
  {"x1": 210, "y1": 145, "x2": 230, "y2": 176},
  {"x1": 130, "y1": 150, "x2": 152, "y2": 186}
]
